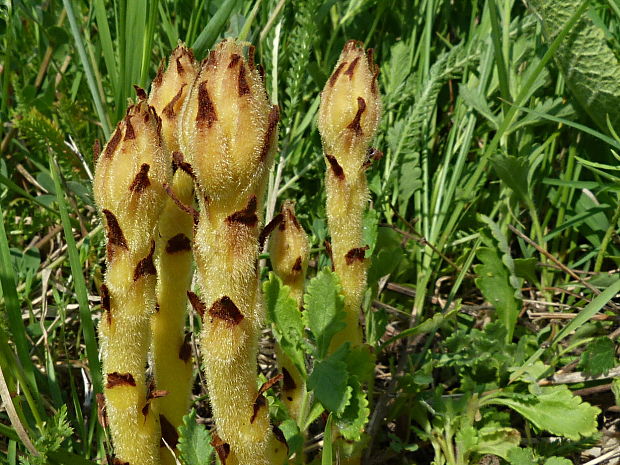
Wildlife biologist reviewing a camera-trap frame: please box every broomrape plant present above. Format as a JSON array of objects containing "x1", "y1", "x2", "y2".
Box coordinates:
[{"x1": 93, "y1": 37, "x2": 383, "y2": 465}]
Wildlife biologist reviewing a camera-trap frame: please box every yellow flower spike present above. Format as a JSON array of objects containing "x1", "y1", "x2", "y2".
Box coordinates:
[
  {"x1": 147, "y1": 43, "x2": 199, "y2": 465},
  {"x1": 178, "y1": 39, "x2": 285, "y2": 465},
  {"x1": 318, "y1": 40, "x2": 382, "y2": 350},
  {"x1": 268, "y1": 201, "x2": 309, "y2": 431},
  {"x1": 94, "y1": 99, "x2": 171, "y2": 465}
]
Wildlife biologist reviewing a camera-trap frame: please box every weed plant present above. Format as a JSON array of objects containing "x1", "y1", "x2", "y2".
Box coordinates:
[{"x1": 1, "y1": 1, "x2": 620, "y2": 464}]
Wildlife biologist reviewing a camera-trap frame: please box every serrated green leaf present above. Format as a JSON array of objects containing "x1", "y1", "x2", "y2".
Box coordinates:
[
  {"x1": 543, "y1": 457, "x2": 572, "y2": 465},
  {"x1": 303, "y1": 268, "x2": 346, "y2": 358},
  {"x1": 264, "y1": 273, "x2": 306, "y2": 374},
  {"x1": 491, "y1": 155, "x2": 531, "y2": 204},
  {"x1": 178, "y1": 409, "x2": 214, "y2": 465},
  {"x1": 335, "y1": 377, "x2": 370, "y2": 441},
  {"x1": 580, "y1": 337, "x2": 616, "y2": 377},
  {"x1": 474, "y1": 247, "x2": 520, "y2": 341},
  {"x1": 508, "y1": 447, "x2": 537, "y2": 465},
  {"x1": 475, "y1": 426, "x2": 521, "y2": 460},
  {"x1": 278, "y1": 419, "x2": 303, "y2": 458},
  {"x1": 490, "y1": 385, "x2": 600, "y2": 441},
  {"x1": 308, "y1": 346, "x2": 351, "y2": 414},
  {"x1": 344, "y1": 345, "x2": 375, "y2": 385}
]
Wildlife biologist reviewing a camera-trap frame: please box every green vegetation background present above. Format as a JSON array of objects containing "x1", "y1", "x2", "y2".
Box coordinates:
[{"x1": 1, "y1": 0, "x2": 620, "y2": 464}]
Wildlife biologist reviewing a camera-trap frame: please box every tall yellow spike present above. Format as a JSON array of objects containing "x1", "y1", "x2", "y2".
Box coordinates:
[
  {"x1": 179, "y1": 39, "x2": 286, "y2": 465},
  {"x1": 94, "y1": 100, "x2": 171, "y2": 465},
  {"x1": 318, "y1": 40, "x2": 382, "y2": 350},
  {"x1": 148, "y1": 43, "x2": 198, "y2": 465}
]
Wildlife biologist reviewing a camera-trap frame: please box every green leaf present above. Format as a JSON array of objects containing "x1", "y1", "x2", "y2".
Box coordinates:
[
  {"x1": 322, "y1": 414, "x2": 333, "y2": 465},
  {"x1": 474, "y1": 247, "x2": 521, "y2": 341},
  {"x1": 508, "y1": 447, "x2": 537, "y2": 465},
  {"x1": 491, "y1": 154, "x2": 531, "y2": 204},
  {"x1": 490, "y1": 385, "x2": 600, "y2": 440},
  {"x1": 308, "y1": 346, "x2": 351, "y2": 415},
  {"x1": 344, "y1": 345, "x2": 375, "y2": 385},
  {"x1": 475, "y1": 426, "x2": 521, "y2": 460},
  {"x1": 543, "y1": 458, "x2": 572, "y2": 465},
  {"x1": 178, "y1": 409, "x2": 214, "y2": 465},
  {"x1": 192, "y1": 0, "x2": 241, "y2": 56},
  {"x1": 514, "y1": 258, "x2": 538, "y2": 284},
  {"x1": 264, "y1": 273, "x2": 306, "y2": 374},
  {"x1": 335, "y1": 377, "x2": 370, "y2": 441},
  {"x1": 278, "y1": 419, "x2": 303, "y2": 458},
  {"x1": 579, "y1": 337, "x2": 616, "y2": 377},
  {"x1": 303, "y1": 268, "x2": 346, "y2": 358}
]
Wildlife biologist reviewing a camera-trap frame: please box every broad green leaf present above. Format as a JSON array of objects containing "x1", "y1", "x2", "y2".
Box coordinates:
[
  {"x1": 303, "y1": 269, "x2": 346, "y2": 358},
  {"x1": 308, "y1": 346, "x2": 351, "y2": 415},
  {"x1": 514, "y1": 257, "x2": 538, "y2": 284},
  {"x1": 491, "y1": 155, "x2": 531, "y2": 204},
  {"x1": 278, "y1": 419, "x2": 303, "y2": 458},
  {"x1": 335, "y1": 377, "x2": 370, "y2": 441},
  {"x1": 475, "y1": 426, "x2": 521, "y2": 460},
  {"x1": 178, "y1": 409, "x2": 214, "y2": 465},
  {"x1": 544, "y1": 458, "x2": 572, "y2": 465},
  {"x1": 345, "y1": 345, "x2": 375, "y2": 385},
  {"x1": 490, "y1": 385, "x2": 600, "y2": 440},
  {"x1": 264, "y1": 273, "x2": 306, "y2": 374},
  {"x1": 529, "y1": 0, "x2": 620, "y2": 132},
  {"x1": 579, "y1": 337, "x2": 616, "y2": 377},
  {"x1": 474, "y1": 247, "x2": 520, "y2": 341},
  {"x1": 508, "y1": 447, "x2": 537, "y2": 465}
]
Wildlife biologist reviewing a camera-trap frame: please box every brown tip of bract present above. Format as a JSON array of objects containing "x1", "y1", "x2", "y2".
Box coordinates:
[
  {"x1": 102, "y1": 209, "x2": 128, "y2": 251},
  {"x1": 211, "y1": 433, "x2": 231, "y2": 465},
  {"x1": 128, "y1": 163, "x2": 150, "y2": 193},
  {"x1": 208, "y1": 296, "x2": 244, "y2": 326},
  {"x1": 226, "y1": 195, "x2": 258, "y2": 227},
  {"x1": 166, "y1": 233, "x2": 191, "y2": 253},
  {"x1": 345, "y1": 245, "x2": 369, "y2": 265},
  {"x1": 325, "y1": 154, "x2": 345, "y2": 180},
  {"x1": 133, "y1": 241, "x2": 156, "y2": 281},
  {"x1": 106, "y1": 372, "x2": 136, "y2": 389},
  {"x1": 187, "y1": 291, "x2": 206, "y2": 317}
]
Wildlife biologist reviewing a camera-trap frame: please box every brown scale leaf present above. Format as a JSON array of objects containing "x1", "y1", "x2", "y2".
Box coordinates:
[
  {"x1": 259, "y1": 105, "x2": 280, "y2": 161},
  {"x1": 166, "y1": 233, "x2": 191, "y2": 254},
  {"x1": 248, "y1": 45, "x2": 256, "y2": 69},
  {"x1": 106, "y1": 372, "x2": 136, "y2": 389},
  {"x1": 324, "y1": 240, "x2": 335, "y2": 271},
  {"x1": 187, "y1": 291, "x2": 206, "y2": 317},
  {"x1": 133, "y1": 241, "x2": 156, "y2": 281},
  {"x1": 363, "y1": 147, "x2": 384, "y2": 169},
  {"x1": 250, "y1": 394, "x2": 266, "y2": 424},
  {"x1": 160, "y1": 414, "x2": 179, "y2": 448},
  {"x1": 282, "y1": 368, "x2": 296, "y2": 402},
  {"x1": 103, "y1": 209, "x2": 128, "y2": 251},
  {"x1": 325, "y1": 154, "x2": 345, "y2": 180},
  {"x1": 258, "y1": 374, "x2": 283, "y2": 397},
  {"x1": 171, "y1": 151, "x2": 195, "y2": 178},
  {"x1": 211, "y1": 433, "x2": 230, "y2": 465},
  {"x1": 129, "y1": 163, "x2": 150, "y2": 193},
  {"x1": 208, "y1": 296, "x2": 244, "y2": 326},
  {"x1": 133, "y1": 85, "x2": 148, "y2": 100},
  {"x1": 344, "y1": 56, "x2": 360, "y2": 78},
  {"x1": 226, "y1": 195, "x2": 258, "y2": 227},
  {"x1": 96, "y1": 393, "x2": 108, "y2": 429},
  {"x1": 124, "y1": 116, "x2": 136, "y2": 140},
  {"x1": 93, "y1": 139, "x2": 101, "y2": 165},
  {"x1": 346, "y1": 96, "x2": 366, "y2": 136},
  {"x1": 345, "y1": 245, "x2": 369, "y2": 265},
  {"x1": 272, "y1": 425, "x2": 288, "y2": 452},
  {"x1": 112, "y1": 459, "x2": 130, "y2": 465},
  {"x1": 178, "y1": 333, "x2": 192, "y2": 363},
  {"x1": 329, "y1": 62, "x2": 347, "y2": 87},
  {"x1": 238, "y1": 64, "x2": 250, "y2": 96},
  {"x1": 196, "y1": 81, "x2": 217, "y2": 127},
  {"x1": 104, "y1": 127, "x2": 122, "y2": 159},
  {"x1": 163, "y1": 182, "x2": 200, "y2": 224},
  {"x1": 228, "y1": 53, "x2": 241, "y2": 68},
  {"x1": 162, "y1": 85, "x2": 186, "y2": 119},
  {"x1": 259, "y1": 213, "x2": 283, "y2": 248},
  {"x1": 291, "y1": 256, "x2": 303, "y2": 273},
  {"x1": 153, "y1": 61, "x2": 165, "y2": 87}
]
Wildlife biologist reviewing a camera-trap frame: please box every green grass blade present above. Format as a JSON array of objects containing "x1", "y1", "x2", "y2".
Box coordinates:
[
  {"x1": 192, "y1": 0, "x2": 241, "y2": 57},
  {"x1": 49, "y1": 156, "x2": 102, "y2": 394},
  {"x1": 93, "y1": 0, "x2": 117, "y2": 96},
  {"x1": 63, "y1": 0, "x2": 111, "y2": 138},
  {"x1": 0, "y1": 204, "x2": 38, "y2": 397}
]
